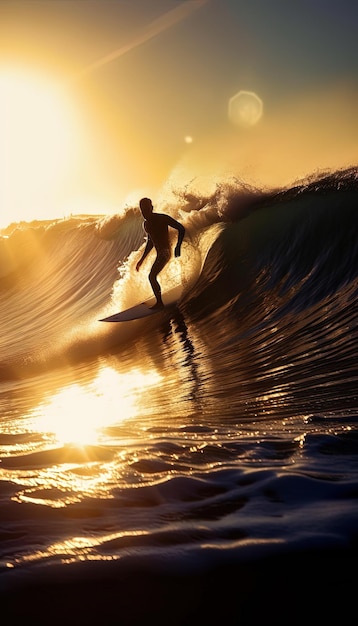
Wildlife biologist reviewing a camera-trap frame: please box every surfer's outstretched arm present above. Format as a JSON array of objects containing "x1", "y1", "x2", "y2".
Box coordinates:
[{"x1": 136, "y1": 237, "x2": 153, "y2": 271}]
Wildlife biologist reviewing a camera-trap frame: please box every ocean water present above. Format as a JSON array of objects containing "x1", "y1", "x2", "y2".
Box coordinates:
[{"x1": 1, "y1": 167, "x2": 358, "y2": 624}]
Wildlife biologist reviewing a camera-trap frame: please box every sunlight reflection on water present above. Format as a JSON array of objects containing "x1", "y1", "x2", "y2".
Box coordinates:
[
  {"x1": 29, "y1": 366, "x2": 163, "y2": 446},
  {"x1": 0, "y1": 364, "x2": 166, "y2": 508}
]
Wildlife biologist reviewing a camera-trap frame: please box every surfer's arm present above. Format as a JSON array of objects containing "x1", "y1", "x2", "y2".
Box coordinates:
[
  {"x1": 170, "y1": 219, "x2": 185, "y2": 257},
  {"x1": 136, "y1": 237, "x2": 153, "y2": 271},
  {"x1": 164, "y1": 215, "x2": 185, "y2": 257}
]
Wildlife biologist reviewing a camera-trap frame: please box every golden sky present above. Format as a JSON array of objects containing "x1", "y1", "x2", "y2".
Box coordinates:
[{"x1": 1, "y1": 0, "x2": 357, "y2": 227}]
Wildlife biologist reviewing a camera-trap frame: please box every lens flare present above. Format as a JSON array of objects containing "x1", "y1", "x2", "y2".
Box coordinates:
[{"x1": 228, "y1": 90, "x2": 263, "y2": 127}]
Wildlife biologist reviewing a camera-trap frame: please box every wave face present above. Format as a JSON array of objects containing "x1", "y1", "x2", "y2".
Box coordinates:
[
  {"x1": 0, "y1": 210, "x2": 143, "y2": 373},
  {"x1": 186, "y1": 167, "x2": 358, "y2": 376}
]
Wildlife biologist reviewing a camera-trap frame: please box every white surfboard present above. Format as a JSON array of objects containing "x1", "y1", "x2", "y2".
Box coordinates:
[{"x1": 99, "y1": 286, "x2": 181, "y2": 322}]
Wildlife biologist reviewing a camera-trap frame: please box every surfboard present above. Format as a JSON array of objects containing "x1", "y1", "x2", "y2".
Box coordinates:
[
  {"x1": 99, "y1": 301, "x2": 174, "y2": 322},
  {"x1": 99, "y1": 286, "x2": 181, "y2": 322}
]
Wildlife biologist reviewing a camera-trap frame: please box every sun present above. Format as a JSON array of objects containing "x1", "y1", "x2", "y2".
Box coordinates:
[{"x1": 0, "y1": 67, "x2": 80, "y2": 227}]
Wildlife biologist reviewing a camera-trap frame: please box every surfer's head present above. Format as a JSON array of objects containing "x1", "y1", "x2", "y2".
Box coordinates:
[{"x1": 139, "y1": 197, "x2": 153, "y2": 219}]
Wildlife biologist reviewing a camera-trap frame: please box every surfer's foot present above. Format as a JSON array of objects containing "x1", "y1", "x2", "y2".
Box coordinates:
[{"x1": 150, "y1": 301, "x2": 164, "y2": 310}]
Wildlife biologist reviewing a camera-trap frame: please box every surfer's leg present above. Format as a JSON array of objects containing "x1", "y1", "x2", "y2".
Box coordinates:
[
  {"x1": 149, "y1": 251, "x2": 170, "y2": 308},
  {"x1": 149, "y1": 274, "x2": 163, "y2": 308}
]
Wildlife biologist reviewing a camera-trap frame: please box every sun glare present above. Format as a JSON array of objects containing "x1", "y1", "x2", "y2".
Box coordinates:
[
  {"x1": 0, "y1": 67, "x2": 79, "y2": 226},
  {"x1": 29, "y1": 366, "x2": 162, "y2": 447}
]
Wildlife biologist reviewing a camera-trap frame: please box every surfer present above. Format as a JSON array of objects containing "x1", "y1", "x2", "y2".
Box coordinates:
[{"x1": 136, "y1": 197, "x2": 185, "y2": 309}]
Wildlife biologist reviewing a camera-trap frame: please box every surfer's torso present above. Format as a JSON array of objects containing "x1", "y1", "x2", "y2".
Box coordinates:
[{"x1": 144, "y1": 213, "x2": 172, "y2": 253}]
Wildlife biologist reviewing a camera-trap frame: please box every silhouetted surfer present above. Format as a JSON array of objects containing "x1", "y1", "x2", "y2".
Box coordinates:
[{"x1": 136, "y1": 197, "x2": 185, "y2": 309}]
